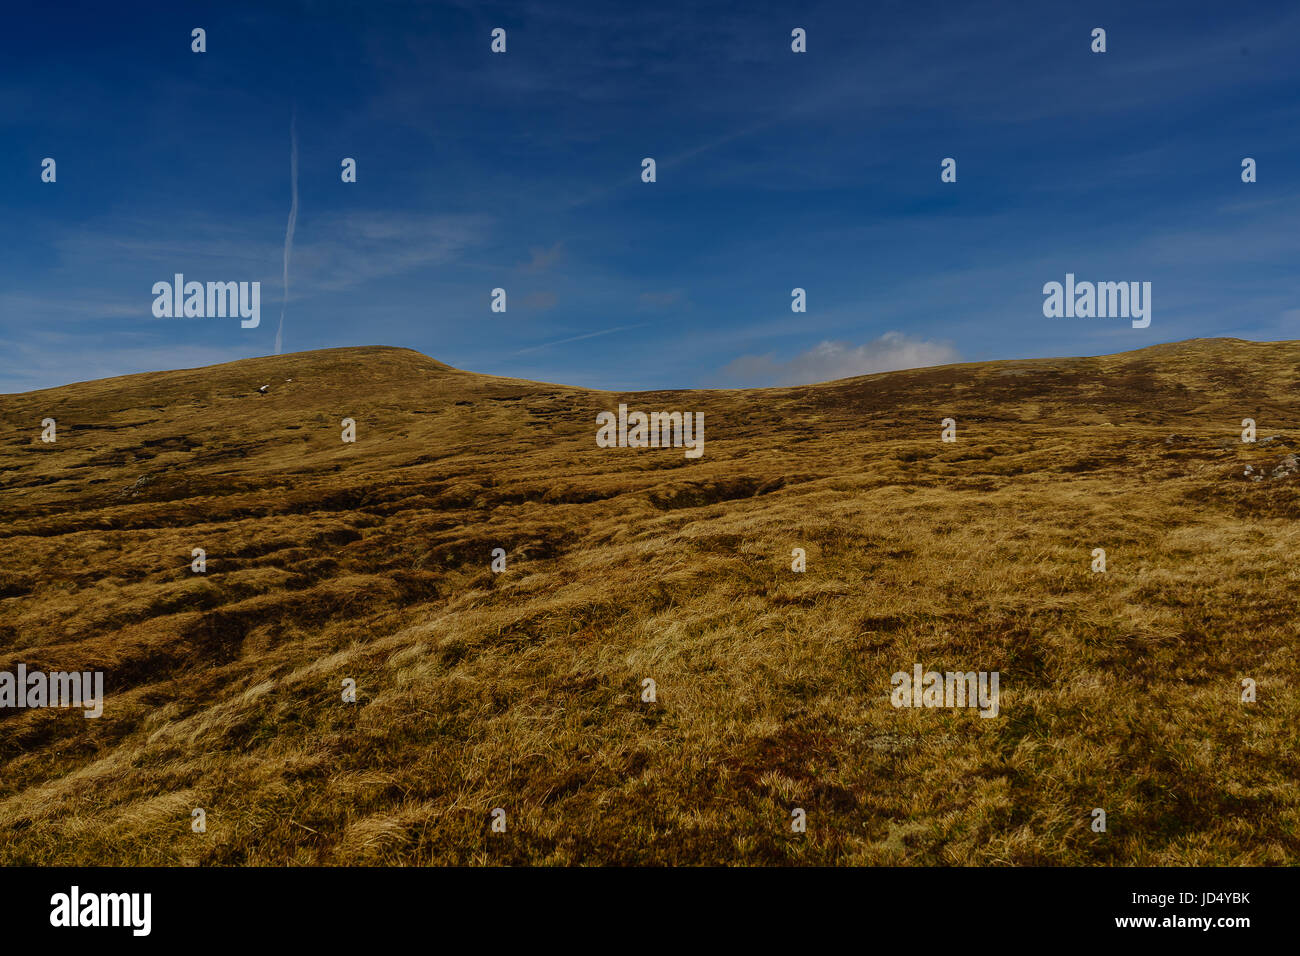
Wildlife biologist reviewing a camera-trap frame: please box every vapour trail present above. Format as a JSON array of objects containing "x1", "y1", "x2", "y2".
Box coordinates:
[{"x1": 275, "y1": 113, "x2": 298, "y2": 355}]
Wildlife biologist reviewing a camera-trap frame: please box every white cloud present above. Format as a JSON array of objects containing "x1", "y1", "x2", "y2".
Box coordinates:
[{"x1": 721, "y1": 332, "x2": 960, "y2": 386}]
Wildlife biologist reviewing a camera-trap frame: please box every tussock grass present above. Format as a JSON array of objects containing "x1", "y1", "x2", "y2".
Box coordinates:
[{"x1": 0, "y1": 340, "x2": 1296, "y2": 864}]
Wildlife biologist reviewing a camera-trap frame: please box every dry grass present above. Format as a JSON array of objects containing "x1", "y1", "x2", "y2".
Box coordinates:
[{"x1": 0, "y1": 338, "x2": 1297, "y2": 865}]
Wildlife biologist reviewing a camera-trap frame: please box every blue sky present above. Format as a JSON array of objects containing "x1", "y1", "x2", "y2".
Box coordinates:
[{"x1": 2, "y1": 0, "x2": 1298, "y2": 393}]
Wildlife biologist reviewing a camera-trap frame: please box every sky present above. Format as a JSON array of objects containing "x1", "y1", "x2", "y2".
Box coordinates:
[{"x1": 2, "y1": 0, "x2": 1298, "y2": 393}]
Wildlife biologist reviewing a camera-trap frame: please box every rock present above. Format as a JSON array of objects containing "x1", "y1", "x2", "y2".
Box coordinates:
[
  {"x1": 1270, "y1": 454, "x2": 1298, "y2": 478},
  {"x1": 257, "y1": 384, "x2": 270, "y2": 394},
  {"x1": 116, "y1": 475, "x2": 153, "y2": 499}
]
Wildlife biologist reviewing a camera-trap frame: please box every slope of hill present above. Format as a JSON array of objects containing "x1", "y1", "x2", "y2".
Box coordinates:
[{"x1": 0, "y1": 338, "x2": 1297, "y2": 865}]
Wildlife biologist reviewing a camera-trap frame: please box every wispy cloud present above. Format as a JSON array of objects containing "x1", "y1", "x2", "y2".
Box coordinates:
[
  {"x1": 296, "y1": 211, "x2": 491, "y2": 292},
  {"x1": 521, "y1": 290, "x2": 558, "y2": 310},
  {"x1": 0, "y1": 332, "x2": 254, "y2": 394},
  {"x1": 721, "y1": 332, "x2": 960, "y2": 386},
  {"x1": 638, "y1": 290, "x2": 684, "y2": 310},
  {"x1": 41, "y1": 208, "x2": 490, "y2": 299},
  {"x1": 521, "y1": 241, "x2": 564, "y2": 273},
  {"x1": 0, "y1": 292, "x2": 145, "y2": 322}
]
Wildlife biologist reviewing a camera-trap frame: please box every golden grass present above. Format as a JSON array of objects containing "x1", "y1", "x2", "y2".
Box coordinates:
[{"x1": 0, "y1": 338, "x2": 1296, "y2": 864}]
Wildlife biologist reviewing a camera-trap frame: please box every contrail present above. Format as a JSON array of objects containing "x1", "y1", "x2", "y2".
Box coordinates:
[
  {"x1": 511, "y1": 323, "x2": 649, "y2": 355},
  {"x1": 274, "y1": 112, "x2": 298, "y2": 355}
]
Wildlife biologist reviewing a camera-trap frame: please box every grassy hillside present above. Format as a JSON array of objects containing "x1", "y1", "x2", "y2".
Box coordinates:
[{"x1": 0, "y1": 338, "x2": 1297, "y2": 865}]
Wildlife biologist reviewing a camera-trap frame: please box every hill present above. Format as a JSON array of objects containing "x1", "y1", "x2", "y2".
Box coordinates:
[{"x1": 0, "y1": 338, "x2": 1297, "y2": 864}]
